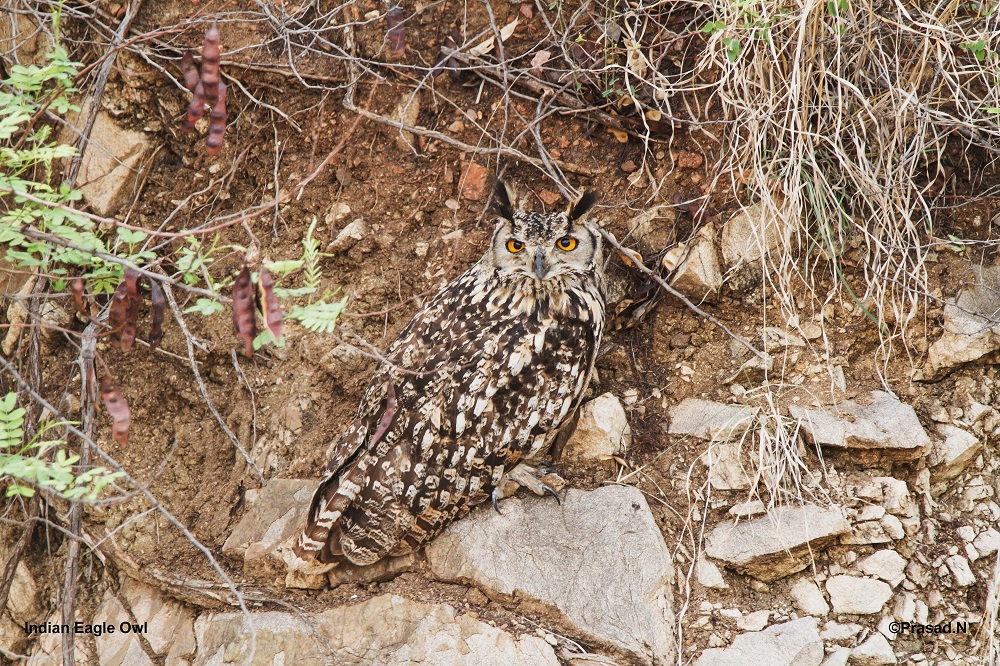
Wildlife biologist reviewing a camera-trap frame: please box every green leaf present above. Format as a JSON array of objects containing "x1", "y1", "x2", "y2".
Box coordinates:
[
  {"x1": 264, "y1": 259, "x2": 304, "y2": 275},
  {"x1": 184, "y1": 298, "x2": 225, "y2": 316},
  {"x1": 252, "y1": 329, "x2": 285, "y2": 350},
  {"x1": 116, "y1": 228, "x2": 148, "y2": 244},
  {"x1": 289, "y1": 297, "x2": 349, "y2": 334}
]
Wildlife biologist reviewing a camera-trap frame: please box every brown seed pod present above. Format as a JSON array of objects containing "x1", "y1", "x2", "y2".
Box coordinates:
[
  {"x1": 386, "y1": 8, "x2": 406, "y2": 57},
  {"x1": 72, "y1": 278, "x2": 86, "y2": 315},
  {"x1": 183, "y1": 81, "x2": 206, "y2": 132},
  {"x1": 148, "y1": 279, "x2": 165, "y2": 349},
  {"x1": 99, "y1": 375, "x2": 131, "y2": 447},
  {"x1": 117, "y1": 268, "x2": 142, "y2": 351},
  {"x1": 200, "y1": 26, "x2": 221, "y2": 104},
  {"x1": 232, "y1": 266, "x2": 256, "y2": 355},
  {"x1": 181, "y1": 51, "x2": 200, "y2": 92},
  {"x1": 205, "y1": 81, "x2": 227, "y2": 156},
  {"x1": 257, "y1": 267, "x2": 283, "y2": 343}
]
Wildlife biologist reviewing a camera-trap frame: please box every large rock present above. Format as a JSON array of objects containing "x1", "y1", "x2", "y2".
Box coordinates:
[
  {"x1": 92, "y1": 592, "x2": 154, "y2": 666},
  {"x1": 702, "y1": 441, "x2": 752, "y2": 491},
  {"x1": 5, "y1": 560, "x2": 37, "y2": 624},
  {"x1": 0, "y1": 11, "x2": 53, "y2": 66},
  {"x1": 928, "y1": 424, "x2": 981, "y2": 481},
  {"x1": 193, "y1": 594, "x2": 558, "y2": 665},
  {"x1": 704, "y1": 505, "x2": 850, "y2": 582},
  {"x1": 825, "y1": 576, "x2": 892, "y2": 615},
  {"x1": 668, "y1": 399, "x2": 756, "y2": 441},
  {"x1": 789, "y1": 578, "x2": 830, "y2": 616},
  {"x1": 222, "y1": 479, "x2": 314, "y2": 577},
  {"x1": 694, "y1": 617, "x2": 823, "y2": 666},
  {"x1": 923, "y1": 265, "x2": 1000, "y2": 378},
  {"x1": 560, "y1": 393, "x2": 631, "y2": 464},
  {"x1": 669, "y1": 225, "x2": 723, "y2": 302},
  {"x1": 857, "y1": 550, "x2": 906, "y2": 587},
  {"x1": 120, "y1": 579, "x2": 196, "y2": 661},
  {"x1": 720, "y1": 204, "x2": 793, "y2": 292},
  {"x1": 426, "y1": 485, "x2": 676, "y2": 665},
  {"x1": 76, "y1": 110, "x2": 153, "y2": 216},
  {"x1": 629, "y1": 206, "x2": 677, "y2": 255},
  {"x1": 788, "y1": 392, "x2": 931, "y2": 461}
]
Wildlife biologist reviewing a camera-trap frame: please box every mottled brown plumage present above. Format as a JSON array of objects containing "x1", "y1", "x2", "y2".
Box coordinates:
[{"x1": 288, "y1": 182, "x2": 604, "y2": 571}]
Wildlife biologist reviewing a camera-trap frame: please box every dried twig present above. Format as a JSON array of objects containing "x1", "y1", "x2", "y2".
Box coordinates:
[
  {"x1": 65, "y1": 0, "x2": 145, "y2": 187},
  {"x1": 60, "y1": 320, "x2": 99, "y2": 666},
  {"x1": 596, "y1": 227, "x2": 767, "y2": 361},
  {"x1": 161, "y1": 282, "x2": 264, "y2": 483}
]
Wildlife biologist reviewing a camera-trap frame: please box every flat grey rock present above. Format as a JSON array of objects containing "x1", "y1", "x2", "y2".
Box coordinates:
[
  {"x1": 694, "y1": 617, "x2": 823, "y2": 666},
  {"x1": 789, "y1": 578, "x2": 830, "y2": 616},
  {"x1": 857, "y1": 550, "x2": 906, "y2": 586},
  {"x1": 849, "y1": 632, "x2": 897, "y2": 665},
  {"x1": 929, "y1": 424, "x2": 982, "y2": 481},
  {"x1": 223, "y1": 479, "x2": 314, "y2": 576},
  {"x1": 924, "y1": 265, "x2": 1000, "y2": 378},
  {"x1": 668, "y1": 399, "x2": 756, "y2": 441},
  {"x1": 426, "y1": 485, "x2": 676, "y2": 665},
  {"x1": 825, "y1": 576, "x2": 892, "y2": 615},
  {"x1": 789, "y1": 392, "x2": 930, "y2": 460},
  {"x1": 705, "y1": 505, "x2": 850, "y2": 582},
  {"x1": 669, "y1": 225, "x2": 723, "y2": 302},
  {"x1": 192, "y1": 594, "x2": 558, "y2": 666},
  {"x1": 77, "y1": 111, "x2": 153, "y2": 216}
]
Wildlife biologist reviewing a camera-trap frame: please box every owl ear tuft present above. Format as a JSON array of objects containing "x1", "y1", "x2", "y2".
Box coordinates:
[
  {"x1": 568, "y1": 190, "x2": 598, "y2": 221},
  {"x1": 492, "y1": 179, "x2": 517, "y2": 220}
]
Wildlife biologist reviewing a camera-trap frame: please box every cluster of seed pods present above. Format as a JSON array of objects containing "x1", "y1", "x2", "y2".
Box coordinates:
[{"x1": 181, "y1": 25, "x2": 227, "y2": 155}]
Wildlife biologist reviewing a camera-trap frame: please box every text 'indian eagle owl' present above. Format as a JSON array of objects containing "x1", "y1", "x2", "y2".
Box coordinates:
[{"x1": 288, "y1": 180, "x2": 605, "y2": 572}]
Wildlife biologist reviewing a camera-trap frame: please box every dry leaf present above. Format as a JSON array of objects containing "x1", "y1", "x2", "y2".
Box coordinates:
[
  {"x1": 530, "y1": 49, "x2": 551, "y2": 73},
  {"x1": 232, "y1": 266, "x2": 256, "y2": 355},
  {"x1": 616, "y1": 247, "x2": 644, "y2": 268},
  {"x1": 469, "y1": 35, "x2": 495, "y2": 57},
  {"x1": 608, "y1": 128, "x2": 629, "y2": 143},
  {"x1": 499, "y1": 18, "x2": 518, "y2": 41}
]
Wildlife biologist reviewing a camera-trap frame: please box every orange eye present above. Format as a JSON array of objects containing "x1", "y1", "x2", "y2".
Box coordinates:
[
  {"x1": 506, "y1": 239, "x2": 524, "y2": 253},
  {"x1": 557, "y1": 236, "x2": 578, "y2": 251}
]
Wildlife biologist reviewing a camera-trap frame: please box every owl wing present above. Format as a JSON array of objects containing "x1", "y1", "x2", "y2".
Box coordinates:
[{"x1": 294, "y1": 276, "x2": 483, "y2": 565}]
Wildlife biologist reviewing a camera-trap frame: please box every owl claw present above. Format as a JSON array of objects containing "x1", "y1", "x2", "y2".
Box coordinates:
[
  {"x1": 491, "y1": 490, "x2": 504, "y2": 515},
  {"x1": 498, "y1": 462, "x2": 567, "y2": 503},
  {"x1": 541, "y1": 483, "x2": 561, "y2": 505}
]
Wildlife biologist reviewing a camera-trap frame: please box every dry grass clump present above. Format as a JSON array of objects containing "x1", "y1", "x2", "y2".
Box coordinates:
[{"x1": 558, "y1": 0, "x2": 1000, "y2": 361}]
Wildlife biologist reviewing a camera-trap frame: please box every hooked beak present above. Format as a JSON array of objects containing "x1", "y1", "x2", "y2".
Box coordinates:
[{"x1": 534, "y1": 249, "x2": 547, "y2": 281}]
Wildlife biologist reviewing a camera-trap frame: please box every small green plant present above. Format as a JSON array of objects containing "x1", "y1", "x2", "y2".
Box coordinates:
[
  {"x1": 962, "y1": 39, "x2": 990, "y2": 61},
  {"x1": 0, "y1": 393, "x2": 123, "y2": 500},
  {"x1": 0, "y1": 47, "x2": 151, "y2": 294}
]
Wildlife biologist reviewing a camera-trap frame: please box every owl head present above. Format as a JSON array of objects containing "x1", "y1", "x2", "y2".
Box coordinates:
[{"x1": 487, "y1": 180, "x2": 600, "y2": 285}]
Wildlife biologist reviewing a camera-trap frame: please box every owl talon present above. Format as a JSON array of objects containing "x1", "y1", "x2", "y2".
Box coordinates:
[
  {"x1": 491, "y1": 491, "x2": 504, "y2": 515},
  {"x1": 541, "y1": 483, "x2": 561, "y2": 505}
]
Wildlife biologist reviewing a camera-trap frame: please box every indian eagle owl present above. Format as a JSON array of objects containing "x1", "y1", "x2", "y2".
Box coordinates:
[{"x1": 288, "y1": 180, "x2": 605, "y2": 571}]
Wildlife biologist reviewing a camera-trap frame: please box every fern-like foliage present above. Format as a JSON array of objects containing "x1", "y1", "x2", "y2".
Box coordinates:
[
  {"x1": 302, "y1": 217, "x2": 322, "y2": 298},
  {"x1": 0, "y1": 392, "x2": 124, "y2": 499},
  {"x1": 288, "y1": 297, "x2": 349, "y2": 335}
]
